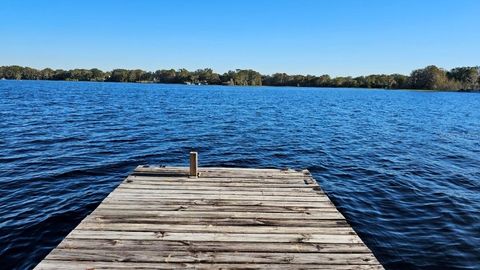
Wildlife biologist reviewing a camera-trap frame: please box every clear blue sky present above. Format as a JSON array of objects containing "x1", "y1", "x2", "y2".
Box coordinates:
[{"x1": 1, "y1": 0, "x2": 479, "y2": 76}]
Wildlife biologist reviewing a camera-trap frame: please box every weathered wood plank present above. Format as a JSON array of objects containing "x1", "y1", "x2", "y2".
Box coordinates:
[
  {"x1": 116, "y1": 187, "x2": 323, "y2": 197},
  {"x1": 129, "y1": 173, "x2": 309, "y2": 179},
  {"x1": 124, "y1": 181, "x2": 318, "y2": 188},
  {"x1": 66, "y1": 230, "x2": 364, "y2": 244},
  {"x1": 119, "y1": 183, "x2": 320, "y2": 191},
  {"x1": 126, "y1": 176, "x2": 315, "y2": 184},
  {"x1": 105, "y1": 193, "x2": 329, "y2": 202},
  {"x1": 96, "y1": 204, "x2": 338, "y2": 212},
  {"x1": 136, "y1": 166, "x2": 289, "y2": 173},
  {"x1": 102, "y1": 198, "x2": 335, "y2": 208},
  {"x1": 88, "y1": 216, "x2": 351, "y2": 227},
  {"x1": 132, "y1": 172, "x2": 309, "y2": 180},
  {"x1": 118, "y1": 186, "x2": 323, "y2": 196},
  {"x1": 133, "y1": 171, "x2": 308, "y2": 179},
  {"x1": 55, "y1": 239, "x2": 372, "y2": 253},
  {"x1": 36, "y1": 260, "x2": 384, "y2": 270},
  {"x1": 34, "y1": 166, "x2": 383, "y2": 270},
  {"x1": 90, "y1": 209, "x2": 345, "y2": 220},
  {"x1": 45, "y1": 249, "x2": 379, "y2": 264},
  {"x1": 134, "y1": 166, "x2": 307, "y2": 176},
  {"x1": 77, "y1": 223, "x2": 357, "y2": 234}
]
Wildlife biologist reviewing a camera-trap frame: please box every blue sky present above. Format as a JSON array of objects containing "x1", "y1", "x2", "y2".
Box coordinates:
[{"x1": 1, "y1": 0, "x2": 479, "y2": 76}]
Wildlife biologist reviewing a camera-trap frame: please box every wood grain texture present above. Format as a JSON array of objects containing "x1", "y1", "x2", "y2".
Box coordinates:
[{"x1": 34, "y1": 166, "x2": 384, "y2": 269}]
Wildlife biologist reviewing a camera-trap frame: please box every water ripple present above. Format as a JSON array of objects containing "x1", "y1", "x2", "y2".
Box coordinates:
[{"x1": 0, "y1": 80, "x2": 479, "y2": 270}]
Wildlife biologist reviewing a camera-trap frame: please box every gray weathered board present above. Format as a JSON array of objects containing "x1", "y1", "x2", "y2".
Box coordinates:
[{"x1": 34, "y1": 166, "x2": 384, "y2": 269}]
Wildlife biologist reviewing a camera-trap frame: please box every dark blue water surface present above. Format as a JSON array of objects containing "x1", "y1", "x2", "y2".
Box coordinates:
[{"x1": 0, "y1": 80, "x2": 479, "y2": 270}]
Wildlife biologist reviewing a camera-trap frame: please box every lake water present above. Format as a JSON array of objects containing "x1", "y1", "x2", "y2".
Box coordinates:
[{"x1": 0, "y1": 80, "x2": 479, "y2": 270}]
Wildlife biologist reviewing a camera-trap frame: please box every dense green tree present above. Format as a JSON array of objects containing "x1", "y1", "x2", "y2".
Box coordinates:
[
  {"x1": 2, "y1": 65, "x2": 23, "y2": 79},
  {"x1": 263, "y1": 73, "x2": 289, "y2": 86},
  {"x1": 154, "y1": 69, "x2": 176, "y2": 83},
  {"x1": 176, "y1": 68, "x2": 192, "y2": 83},
  {"x1": 391, "y1": 74, "x2": 409, "y2": 89},
  {"x1": 315, "y1": 75, "x2": 331, "y2": 87},
  {"x1": 127, "y1": 69, "x2": 145, "y2": 82},
  {"x1": 409, "y1": 65, "x2": 452, "y2": 90},
  {"x1": 224, "y1": 69, "x2": 262, "y2": 86},
  {"x1": 40, "y1": 68, "x2": 55, "y2": 80},
  {"x1": 68, "y1": 69, "x2": 93, "y2": 81},
  {"x1": 52, "y1": 69, "x2": 67, "y2": 80},
  {"x1": 194, "y1": 68, "x2": 220, "y2": 84},
  {"x1": 21, "y1": 67, "x2": 40, "y2": 80},
  {"x1": 447, "y1": 67, "x2": 479, "y2": 90},
  {"x1": 90, "y1": 68, "x2": 105, "y2": 81},
  {"x1": 109, "y1": 69, "x2": 129, "y2": 82},
  {"x1": 0, "y1": 65, "x2": 478, "y2": 91}
]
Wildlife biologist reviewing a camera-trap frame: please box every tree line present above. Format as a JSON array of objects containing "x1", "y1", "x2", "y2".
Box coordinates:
[{"x1": 0, "y1": 65, "x2": 479, "y2": 91}]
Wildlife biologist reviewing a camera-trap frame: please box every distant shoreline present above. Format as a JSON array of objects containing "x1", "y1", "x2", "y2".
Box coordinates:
[
  {"x1": 1, "y1": 65, "x2": 479, "y2": 91},
  {"x1": 3, "y1": 78, "x2": 479, "y2": 93}
]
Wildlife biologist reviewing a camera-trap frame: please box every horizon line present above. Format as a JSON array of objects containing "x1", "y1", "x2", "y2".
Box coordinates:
[{"x1": 4, "y1": 63, "x2": 477, "y2": 78}]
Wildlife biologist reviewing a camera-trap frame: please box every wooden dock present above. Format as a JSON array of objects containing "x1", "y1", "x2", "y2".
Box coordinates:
[{"x1": 35, "y1": 163, "x2": 384, "y2": 269}]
